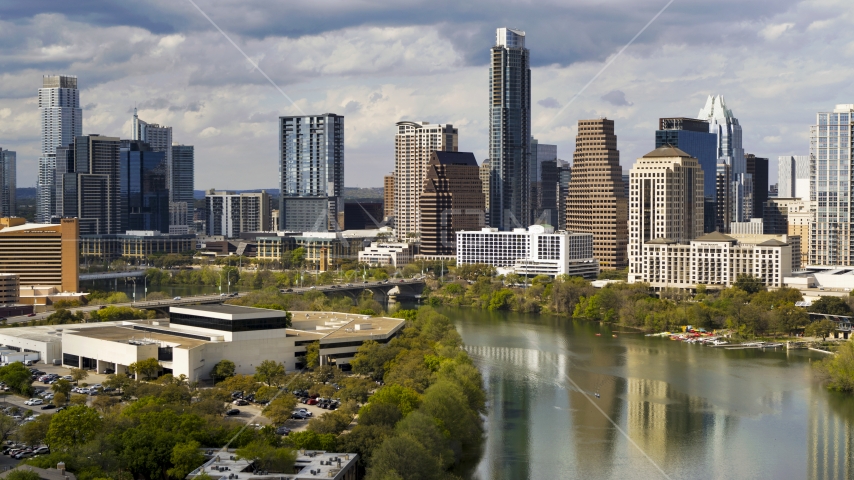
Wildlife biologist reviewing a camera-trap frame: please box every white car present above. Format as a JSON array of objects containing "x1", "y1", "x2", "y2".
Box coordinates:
[
  {"x1": 24, "y1": 399, "x2": 42, "y2": 406},
  {"x1": 43, "y1": 394, "x2": 54, "y2": 400},
  {"x1": 173, "y1": 296, "x2": 182, "y2": 300}
]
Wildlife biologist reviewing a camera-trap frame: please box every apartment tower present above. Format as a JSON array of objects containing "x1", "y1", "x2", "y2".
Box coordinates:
[
  {"x1": 489, "y1": 27, "x2": 531, "y2": 229},
  {"x1": 393, "y1": 121, "x2": 458, "y2": 240},
  {"x1": 777, "y1": 155, "x2": 810, "y2": 201},
  {"x1": 170, "y1": 145, "x2": 195, "y2": 233},
  {"x1": 76, "y1": 134, "x2": 123, "y2": 235},
  {"x1": 37, "y1": 75, "x2": 82, "y2": 223},
  {"x1": 383, "y1": 174, "x2": 395, "y2": 222},
  {"x1": 419, "y1": 152, "x2": 486, "y2": 256},
  {"x1": 0, "y1": 149, "x2": 15, "y2": 217},
  {"x1": 628, "y1": 146, "x2": 705, "y2": 282},
  {"x1": 810, "y1": 104, "x2": 854, "y2": 266},
  {"x1": 565, "y1": 119, "x2": 628, "y2": 269},
  {"x1": 279, "y1": 114, "x2": 344, "y2": 232}
]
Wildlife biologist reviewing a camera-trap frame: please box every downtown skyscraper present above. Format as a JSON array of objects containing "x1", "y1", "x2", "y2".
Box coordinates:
[
  {"x1": 697, "y1": 95, "x2": 749, "y2": 224},
  {"x1": 279, "y1": 114, "x2": 344, "y2": 232},
  {"x1": 488, "y1": 27, "x2": 531, "y2": 230},
  {"x1": 810, "y1": 104, "x2": 854, "y2": 266},
  {"x1": 37, "y1": 75, "x2": 82, "y2": 223}
]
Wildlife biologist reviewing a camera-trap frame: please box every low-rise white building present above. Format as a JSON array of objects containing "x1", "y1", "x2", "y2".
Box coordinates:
[
  {"x1": 631, "y1": 231, "x2": 793, "y2": 290},
  {"x1": 456, "y1": 225, "x2": 599, "y2": 278},
  {"x1": 59, "y1": 305, "x2": 405, "y2": 381},
  {"x1": 358, "y1": 242, "x2": 413, "y2": 267}
]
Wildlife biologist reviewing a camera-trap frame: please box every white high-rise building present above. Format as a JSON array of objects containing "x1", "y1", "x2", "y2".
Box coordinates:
[
  {"x1": 393, "y1": 121, "x2": 458, "y2": 240},
  {"x1": 627, "y1": 146, "x2": 704, "y2": 282},
  {"x1": 698, "y1": 95, "x2": 748, "y2": 222},
  {"x1": 777, "y1": 155, "x2": 810, "y2": 201},
  {"x1": 810, "y1": 104, "x2": 854, "y2": 266},
  {"x1": 37, "y1": 75, "x2": 82, "y2": 223}
]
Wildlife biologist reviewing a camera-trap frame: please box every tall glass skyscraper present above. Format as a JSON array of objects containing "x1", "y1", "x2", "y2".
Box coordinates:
[
  {"x1": 170, "y1": 144, "x2": 195, "y2": 233},
  {"x1": 37, "y1": 75, "x2": 82, "y2": 223},
  {"x1": 697, "y1": 95, "x2": 749, "y2": 223},
  {"x1": 279, "y1": 114, "x2": 344, "y2": 232},
  {"x1": 810, "y1": 104, "x2": 854, "y2": 266},
  {"x1": 0, "y1": 149, "x2": 15, "y2": 217},
  {"x1": 489, "y1": 27, "x2": 531, "y2": 230}
]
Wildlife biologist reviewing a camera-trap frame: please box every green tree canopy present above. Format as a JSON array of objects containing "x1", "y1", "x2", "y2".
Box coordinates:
[
  {"x1": 210, "y1": 359, "x2": 236, "y2": 384},
  {"x1": 128, "y1": 358, "x2": 161, "y2": 380},
  {"x1": 46, "y1": 405, "x2": 103, "y2": 450},
  {"x1": 5, "y1": 469, "x2": 41, "y2": 480},
  {"x1": 0, "y1": 362, "x2": 34, "y2": 396},
  {"x1": 809, "y1": 296, "x2": 853, "y2": 316},
  {"x1": 235, "y1": 440, "x2": 297, "y2": 473},
  {"x1": 733, "y1": 274, "x2": 766, "y2": 294},
  {"x1": 254, "y1": 360, "x2": 286, "y2": 387}
]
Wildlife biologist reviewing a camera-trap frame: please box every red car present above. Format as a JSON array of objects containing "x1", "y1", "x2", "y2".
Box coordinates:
[
  {"x1": 306, "y1": 398, "x2": 318, "y2": 405},
  {"x1": 27, "y1": 313, "x2": 36, "y2": 317}
]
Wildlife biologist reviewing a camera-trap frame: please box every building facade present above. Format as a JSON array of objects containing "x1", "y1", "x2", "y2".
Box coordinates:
[
  {"x1": 358, "y1": 242, "x2": 413, "y2": 267},
  {"x1": 632, "y1": 232, "x2": 793, "y2": 290},
  {"x1": 75, "y1": 135, "x2": 123, "y2": 235},
  {"x1": 778, "y1": 155, "x2": 810, "y2": 200},
  {"x1": 456, "y1": 225, "x2": 599, "y2": 278},
  {"x1": 0, "y1": 149, "x2": 15, "y2": 217},
  {"x1": 565, "y1": 118, "x2": 628, "y2": 269},
  {"x1": 489, "y1": 28, "x2": 531, "y2": 230},
  {"x1": 530, "y1": 139, "x2": 558, "y2": 226},
  {"x1": 383, "y1": 174, "x2": 395, "y2": 222},
  {"x1": 810, "y1": 105, "x2": 854, "y2": 266},
  {"x1": 170, "y1": 144, "x2": 195, "y2": 233},
  {"x1": 627, "y1": 146, "x2": 705, "y2": 282},
  {"x1": 37, "y1": 75, "x2": 82, "y2": 223},
  {"x1": 80, "y1": 231, "x2": 196, "y2": 262},
  {"x1": 745, "y1": 154, "x2": 769, "y2": 219},
  {"x1": 343, "y1": 202, "x2": 383, "y2": 230},
  {"x1": 120, "y1": 140, "x2": 169, "y2": 233},
  {"x1": 698, "y1": 95, "x2": 747, "y2": 222},
  {"x1": 0, "y1": 217, "x2": 78, "y2": 293},
  {"x1": 730, "y1": 218, "x2": 764, "y2": 235},
  {"x1": 205, "y1": 190, "x2": 271, "y2": 237},
  {"x1": 279, "y1": 114, "x2": 344, "y2": 232},
  {"x1": 419, "y1": 152, "x2": 485, "y2": 256},
  {"x1": 393, "y1": 121, "x2": 458, "y2": 240}
]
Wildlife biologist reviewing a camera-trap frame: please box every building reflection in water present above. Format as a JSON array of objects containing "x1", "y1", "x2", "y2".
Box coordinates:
[{"x1": 810, "y1": 389, "x2": 854, "y2": 479}]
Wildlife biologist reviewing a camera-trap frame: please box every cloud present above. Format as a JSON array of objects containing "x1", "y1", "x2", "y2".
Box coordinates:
[
  {"x1": 760, "y1": 22, "x2": 794, "y2": 40},
  {"x1": 538, "y1": 97, "x2": 561, "y2": 109},
  {"x1": 83, "y1": 103, "x2": 97, "y2": 110},
  {"x1": 600, "y1": 90, "x2": 633, "y2": 107}
]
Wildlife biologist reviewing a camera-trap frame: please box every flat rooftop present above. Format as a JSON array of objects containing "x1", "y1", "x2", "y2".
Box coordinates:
[
  {"x1": 288, "y1": 311, "x2": 405, "y2": 342},
  {"x1": 189, "y1": 449, "x2": 357, "y2": 480},
  {"x1": 170, "y1": 304, "x2": 289, "y2": 320},
  {"x1": 66, "y1": 324, "x2": 210, "y2": 349}
]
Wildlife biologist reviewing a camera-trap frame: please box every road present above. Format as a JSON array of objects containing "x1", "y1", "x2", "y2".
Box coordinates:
[{"x1": 5, "y1": 279, "x2": 425, "y2": 325}]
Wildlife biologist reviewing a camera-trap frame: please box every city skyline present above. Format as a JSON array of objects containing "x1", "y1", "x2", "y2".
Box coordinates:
[{"x1": 0, "y1": 2, "x2": 850, "y2": 190}]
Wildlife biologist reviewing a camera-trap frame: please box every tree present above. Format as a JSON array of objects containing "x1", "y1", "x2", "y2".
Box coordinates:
[
  {"x1": 218, "y1": 374, "x2": 259, "y2": 395},
  {"x1": 817, "y1": 341, "x2": 854, "y2": 392},
  {"x1": 210, "y1": 359, "x2": 236, "y2": 384},
  {"x1": 290, "y1": 248, "x2": 306, "y2": 268},
  {"x1": 52, "y1": 379, "x2": 72, "y2": 396},
  {"x1": 235, "y1": 440, "x2": 297, "y2": 473},
  {"x1": 254, "y1": 360, "x2": 286, "y2": 387},
  {"x1": 0, "y1": 362, "x2": 34, "y2": 396},
  {"x1": 128, "y1": 358, "x2": 161, "y2": 380},
  {"x1": 285, "y1": 431, "x2": 337, "y2": 451},
  {"x1": 771, "y1": 302, "x2": 809, "y2": 336},
  {"x1": 104, "y1": 373, "x2": 134, "y2": 394},
  {"x1": 167, "y1": 440, "x2": 206, "y2": 479},
  {"x1": 358, "y1": 402, "x2": 401, "y2": 429},
  {"x1": 262, "y1": 394, "x2": 298, "y2": 425},
  {"x1": 91, "y1": 396, "x2": 120, "y2": 413},
  {"x1": 16, "y1": 415, "x2": 50, "y2": 446},
  {"x1": 52, "y1": 392, "x2": 67, "y2": 406},
  {"x1": 734, "y1": 274, "x2": 766, "y2": 295},
  {"x1": 369, "y1": 385, "x2": 421, "y2": 416},
  {"x1": 805, "y1": 319, "x2": 837, "y2": 340},
  {"x1": 4, "y1": 470, "x2": 41, "y2": 480},
  {"x1": 306, "y1": 409, "x2": 354, "y2": 434},
  {"x1": 304, "y1": 341, "x2": 320, "y2": 370},
  {"x1": 0, "y1": 415, "x2": 16, "y2": 443},
  {"x1": 809, "y1": 296, "x2": 853, "y2": 316},
  {"x1": 69, "y1": 394, "x2": 88, "y2": 406},
  {"x1": 366, "y1": 435, "x2": 443, "y2": 480},
  {"x1": 69, "y1": 368, "x2": 89, "y2": 385},
  {"x1": 45, "y1": 405, "x2": 102, "y2": 450}
]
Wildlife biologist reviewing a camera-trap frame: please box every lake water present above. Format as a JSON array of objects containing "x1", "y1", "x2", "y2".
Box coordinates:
[{"x1": 445, "y1": 307, "x2": 854, "y2": 480}]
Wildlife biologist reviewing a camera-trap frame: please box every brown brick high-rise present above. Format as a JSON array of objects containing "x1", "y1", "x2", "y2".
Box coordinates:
[{"x1": 565, "y1": 119, "x2": 627, "y2": 269}]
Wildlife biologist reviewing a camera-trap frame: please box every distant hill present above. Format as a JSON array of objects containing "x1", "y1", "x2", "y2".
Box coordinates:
[
  {"x1": 16, "y1": 187, "x2": 36, "y2": 199},
  {"x1": 193, "y1": 187, "x2": 384, "y2": 201}
]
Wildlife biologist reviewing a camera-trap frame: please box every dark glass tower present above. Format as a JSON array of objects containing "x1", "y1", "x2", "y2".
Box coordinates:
[
  {"x1": 489, "y1": 28, "x2": 531, "y2": 230},
  {"x1": 121, "y1": 140, "x2": 169, "y2": 232}
]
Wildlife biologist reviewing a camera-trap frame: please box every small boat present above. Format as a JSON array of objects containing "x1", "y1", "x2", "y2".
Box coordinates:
[
  {"x1": 594, "y1": 393, "x2": 600, "y2": 398},
  {"x1": 762, "y1": 343, "x2": 783, "y2": 348}
]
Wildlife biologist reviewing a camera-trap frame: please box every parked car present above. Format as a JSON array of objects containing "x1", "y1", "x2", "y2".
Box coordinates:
[
  {"x1": 62, "y1": 375, "x2": 72, "y2": 381},
  {"x1": 224, "y1": 409, "x2": 240, "y2": 416},
  {"x1": 55, "y1": 407, "x2": 65, "y2": 412},
  {"x1": 296, "y1": 408, "x2": 312, "y2": 417},
  {"x1": 26, "y1": 313, "x2": 36, "y2": 317},
  {"x1": 233, "y1": 399, "x2": 248, "y2": 406},
  {"x1": 173, "y1": 296, "x2": 182, "y2": 300},
  {"x1": 290, "y1": 411, "x2": 309, "y2": 420},
  {"x1": 275, "y1": 426, "x2": 291, "y2": 436},
  {"x1": 24, "y1": 398, "x2": 42, "y2": 406},
  {"x1": 40, "y1": 404, "x2": 55, "y2": 410},
  {"x1": 33, "y1": 446, "x2": 49, "y2": 455}
]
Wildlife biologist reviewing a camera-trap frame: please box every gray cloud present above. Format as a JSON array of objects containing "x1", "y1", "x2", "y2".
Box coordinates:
[
  {"x1": 538, "y1": 97, "x2": 561, "y2": 109},
  {"x1": 601, "y1": 90, "x2": 633, "y2": 107}
]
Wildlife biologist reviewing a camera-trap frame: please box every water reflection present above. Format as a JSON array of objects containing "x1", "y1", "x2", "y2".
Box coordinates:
[{"x1": 449, "y1": 307, "x2": 854, "y2": 480}]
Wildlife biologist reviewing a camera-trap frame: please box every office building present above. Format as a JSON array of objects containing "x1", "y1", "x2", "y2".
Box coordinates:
[
  {"x1": 0, "y1": 217, "x2": 79, "y2": 294},
  {"x1": 457, "y1": 225, "x2": 599, "y2": 278},
  {"x1": 383, "y1": 174, "x2": 395, "y2": 222},
  {"x1": 655, "y1": 117, "x2": 718, "y2": 232},
  {"x1": 393, "y1": 121, "x2": 458, "y2": 240},
  {"x1": 205, "y1": 190, "x2": 271, "y2": 237},
  {"x1": 37, "y1": 75, "x2": 82, "y2": 223},
  {"x1": 358, "y1": 242, "x2": 413, "y2": 267},
  {"x1": 343, "y1": 202, "x2": 383, "y2": 230},
  {"x1": 565, "y1": 118, "x2": 628, "y2": 269},
  {"x1": 170, "y1": 144, "x2": 195, "y2": 233},
  {"x1": 0, "y1": 149, "x2": 15, "y2": 217},
  {"x1": 279, "y1": 114, "x2": 344, "y2": 232},
  {"x1": 131, "y1": 109, "x2": 176, "y2": 229},
  {"x1": 778, "y1": 155, "x2": 810, "y2": 201},
  {"x1": 557, "y1": 161, "x2": 571, "y2": 230},
  {"x1": 419, "y1": 152, "x2": 485, "y2": 256},
  {"x1": 698, "y1": 95, "x2": 748, "y2": 222},
  {"x1": 72, "y1": 134, "x2": 123, "y2": 235},
  {"x1": 80, "y1": 231, "x2": 195, "y2": 262},
  {"x1": 489, "y1": 28, "x2": 531, "y2": 229},
  {"x1": 745, "y1": 154, "x2": 769, "y2": 219},
  {"x1": 631, "y1": 231, "x2": 793, "y2": 290},
  {"x1": 769, "y1": 183, "x2": 778, "y2": 198},
  {"x1": 763, "y1": 197, "x2": 810, "y2": 269},
  {"x1": 810, "y1": 105, "x2": 854, "y2": 266},
  {"x1": 715, "y1": 163, "x2": 732, "y2": 232},
  {"x1": 120, "y1": 140, "x2": 169, "y2": 232},
  {"x1": 59, "y1": 306, "x2": 403, "y2": 380},
  {"x1": 627, "y1": 146, "x2": 704, "y2": 282},
  {"x1": 530, "y1": 139, "x2": 558, "y2": 226},
  {"x1": 479, "y1": 159, "x2": 491, "y2": 214},
  {"x1": 730, "y1": 218, "x2": 764, "y2": 235}
]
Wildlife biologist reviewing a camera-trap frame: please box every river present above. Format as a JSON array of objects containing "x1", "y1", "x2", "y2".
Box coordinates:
[{"x1": 445, "y1": 307, "x2": 854, "y2": 480}]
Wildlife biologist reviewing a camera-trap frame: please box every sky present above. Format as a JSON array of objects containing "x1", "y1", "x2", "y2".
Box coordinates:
[{"x1": 1, "y1": 0, "x2": 853, "y2": 190}]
